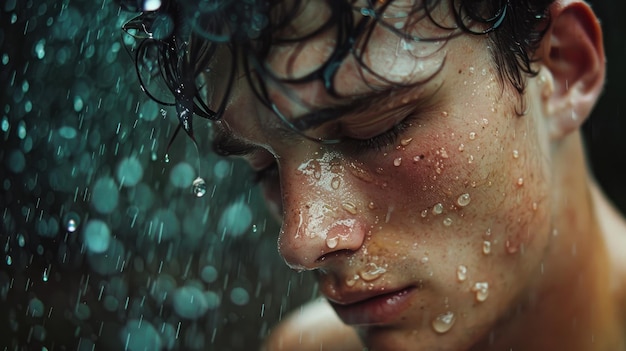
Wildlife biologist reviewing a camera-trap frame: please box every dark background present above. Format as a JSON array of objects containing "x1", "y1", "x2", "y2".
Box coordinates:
[{"x1": 0, "y1": 0, "x2": 624, "y2": 350}]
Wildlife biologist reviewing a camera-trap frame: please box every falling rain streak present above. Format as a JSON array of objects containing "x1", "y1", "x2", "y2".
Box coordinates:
[{"x1": 0, "y1": 0, "x2": 312, "y2": 349}]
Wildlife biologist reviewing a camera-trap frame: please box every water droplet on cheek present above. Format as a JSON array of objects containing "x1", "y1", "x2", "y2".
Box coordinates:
[
  {"x1": 482, "y1": 241, "x2": 491, "y2": 255},
  {"x1": 471, "y1": 282, "x2": 489, "y2": 302},
  {"x1": 431, "y1": 311, "x2": 456, "y2": 333},
  {"x1": 512, "y1": 149, "x2": 519, "y2": 159},
  {"x1": 400, "y1": 138, "x2": 413, "y2": 146},
  {"x1": 432, "y1": 203, "x2": 444, "y2": 215},
  {"x1": 393, "y1": 157, "x2": 402, "y2": 167},
  {"x1": 517, "y1": 177, "x2": 524, "y2": 186},
  {"x1": 456, "y1": 265, "x2": 467, "y2": 282},
  {"x1": 456, "y1": 193, "x2": 471, "y2": 207},
  {"x1": 469, "y1": 132, "x2": 476, "y2": 140},
  {"x1": 442, "y1": 217, "x2": 452, "y2": 226}
]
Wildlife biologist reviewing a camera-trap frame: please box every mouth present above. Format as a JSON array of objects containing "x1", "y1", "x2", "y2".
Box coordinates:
[{"x1": 328, "y1": 286, "x2": 416, "y2": 326}]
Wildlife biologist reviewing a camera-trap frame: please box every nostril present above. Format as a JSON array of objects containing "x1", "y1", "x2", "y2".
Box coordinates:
[{"x1": 316, "y1": 249, "x2": 356, "y2": 263}]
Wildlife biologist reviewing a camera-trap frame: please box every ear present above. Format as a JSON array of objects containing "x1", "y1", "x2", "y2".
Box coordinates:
[{"x1": 538, "y1": 0, "x2": 605, "y2": 140}]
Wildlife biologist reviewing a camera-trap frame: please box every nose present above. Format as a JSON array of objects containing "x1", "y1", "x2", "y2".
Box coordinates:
[{"x1": 277, "y1": 154, "x2": 368, "y2": 271}]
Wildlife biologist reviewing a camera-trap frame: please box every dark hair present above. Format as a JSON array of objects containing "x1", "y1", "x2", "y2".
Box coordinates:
[{"x1": 119, "y1": 0, "x2": 554, "y2": 143}]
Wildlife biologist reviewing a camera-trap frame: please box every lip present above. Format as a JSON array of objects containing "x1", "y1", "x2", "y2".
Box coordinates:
[{"x1": 328, "y1": 287, "x2": 415, "y2": 326}]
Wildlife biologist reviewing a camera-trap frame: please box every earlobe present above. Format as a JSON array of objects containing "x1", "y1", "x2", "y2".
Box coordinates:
[{"x1": 540, "y1": 0, "x2": 605, "y2": 140}]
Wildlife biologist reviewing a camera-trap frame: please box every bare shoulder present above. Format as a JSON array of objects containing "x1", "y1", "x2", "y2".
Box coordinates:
[{"x1": 261, "y1": 298, "x2": 364, "y2": 351}]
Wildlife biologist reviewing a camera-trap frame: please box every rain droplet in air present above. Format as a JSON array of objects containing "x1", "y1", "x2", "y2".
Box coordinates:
[
  {"x1": 457, "y1": 193, "x2": 471, "y2": 207},
  {"x1": 456, "y1": 265, "x2": 468, "y2": 282},
  {"x1": 431, "y1": 311, "x2": 456, "y2": 334},
  {"x1": 472, "y1": 282, "x2": 489, "y2": 302},
  {"x1": 192, "y1": 177, "x2": 207, "y2": 197}
]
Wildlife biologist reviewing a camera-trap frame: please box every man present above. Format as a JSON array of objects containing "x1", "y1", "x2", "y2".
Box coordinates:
[{"x1": 125, "y1": 0, "x2": 626, "y2": 349}]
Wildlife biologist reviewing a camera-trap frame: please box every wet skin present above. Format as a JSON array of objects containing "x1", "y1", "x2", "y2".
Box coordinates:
[{"x1": 212, "y1": 1, "x2": 623, "y2": 350}]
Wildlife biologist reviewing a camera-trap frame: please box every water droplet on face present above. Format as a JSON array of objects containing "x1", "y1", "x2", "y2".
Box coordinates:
[
  {"x1": 469, "y1": 132, "x2": 476, "y2": 140},
  {"x1": 517, "y1": 177, "x2": 524, "y2": 186},
  {"x1": 456, "y1": 265, "x2": 467, "y2": 282},
  {"x1": 482, "y1": 241, "x2": 491, "y2": 255},
  {"x1": 400, "y1": 138, "x2": 413, "y2": 146},
  {"x1": 442, "y1": 217, "x2": 452, "y2": 226},
  {"x1": 420, "y1": 256, "x2": 429, "y2": 264},
  {"x1": 393, "y1": 157, "x2": 402, "y2": 167},
  {"x1": 505, "y1": 240, "x2": 518, "y2": 254},
  {"x1": 432, "y1": 203, "x2": 444, "y2": 215},
  {"x1": 342, "y1": 202, "x2": 358, "y2": 215},
  {"x1": 346, "y1": 274, "x2": 359, "y2": 287},
  {"x1": 512, "y1": 149, "x2": 519, "y2": 159},
  {"x1": 192, "y1": 177, "x2": 207, "y2": 197},
  {"x1": 441, "y1": 111, "x2": 449, "y2": 117},
  {"x1": 421, "y1": 209, "x2": 428, "y2": 218},
  {"x1": 457, "y1": 193, "x2": 471, "y2": 207},
  {"x1": 432, "y1": 311, "x2": 456, "y2": 333},
  {"x1": 359, "y1": 262, "x2": 387, "y2": 282},
  {"x1": 458, "y1": 143, "x2": 465, "y2": 152},
  {"x1": 164, "y1": 154, "x2": 170, "y2": 163},
  {"x1": 368, "y1": 202, "x2": 376, "y2": 210},
  {"x1": 331, "y1": 176, "x2": 341, "y2": 189},
  {"x1": 472, "y1": 282, "x2": 489, "y2": 302},
  {"x1": 326, "y1": 236, "x2": 338, "y2": 249}
]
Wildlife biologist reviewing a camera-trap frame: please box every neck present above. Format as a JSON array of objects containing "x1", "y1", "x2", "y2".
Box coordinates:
[{"x1": 472, "y1": 132, "x2": 625, "y2": 351}]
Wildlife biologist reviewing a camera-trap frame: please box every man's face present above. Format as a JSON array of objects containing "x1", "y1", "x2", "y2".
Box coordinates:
[{"x1": 216, "y1": 2, "x2": 554, "y2": 349}]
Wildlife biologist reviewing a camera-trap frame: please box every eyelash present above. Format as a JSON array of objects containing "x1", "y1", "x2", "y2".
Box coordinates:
[{"x1": 253, "y1": 115, "x2": 416, "y2": 183}]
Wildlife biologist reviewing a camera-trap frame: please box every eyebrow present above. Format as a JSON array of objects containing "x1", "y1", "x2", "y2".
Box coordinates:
[{"x1": 287, "y1": 86, "x2": 402, "y2": 131}]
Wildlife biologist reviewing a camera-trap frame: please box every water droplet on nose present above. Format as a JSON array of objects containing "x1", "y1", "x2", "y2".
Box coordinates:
[
  {"x1": 431, "y1": 311, "x2": 456, "y2": 333},
  {"x1": 393, "y1": 157, "x2": 402, "y2": 167},
  {"x1": 432, "y1": 203, "x2": 444, "y2": 215},
  {"x1": 482, "y1": 241, "x2": 491, "y2": 255},
  {"x1": 326, "y1": 236, "x2": 338, "y2": 249},
  {"x1": 442, "y1": 217, "x2": 452, "y2": 226},
  {"x1": 469, "y1": 132, "x2": 476, "y2": 140},
  {"x1": 359, "y1": 263, "x2": 387, "y2": 282},
  {"x1": 331, "y1": 177, "x2": 341, "y2": 189},
  {"x1": 456, "y1": 265, "x2": 467, "y2": 282},
  {"x1": 342, "y1": 202, "x2": 358, "y2": 215},
  {"x1": 457, "y1": 193, "x2": 471, "y2": 207},
  {"x1": 192, "y1": 177, "x2": 207, "y2": 197},
  {"x1": 472, "y1": 282, "x2": 489, "y2": 302}
]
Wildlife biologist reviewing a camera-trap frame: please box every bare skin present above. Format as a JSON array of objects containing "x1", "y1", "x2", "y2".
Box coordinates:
[{"x1": 213, "y1": 0, "x2": 626, "y2": 350}]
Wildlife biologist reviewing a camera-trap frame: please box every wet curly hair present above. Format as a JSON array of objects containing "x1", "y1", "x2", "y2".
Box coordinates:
[{"x1": 119, "y1": 0, "x2": 554, "y2": 143}]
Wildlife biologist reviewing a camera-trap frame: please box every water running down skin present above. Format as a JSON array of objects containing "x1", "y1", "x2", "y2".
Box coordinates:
[{"x1": 129, "y1": 0, "x2": 626, "y2": 349}]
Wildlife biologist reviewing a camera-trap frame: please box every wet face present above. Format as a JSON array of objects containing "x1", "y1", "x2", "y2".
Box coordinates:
[{"x1": 215, "y1": 2, "x2": 555, "y2": 350}]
